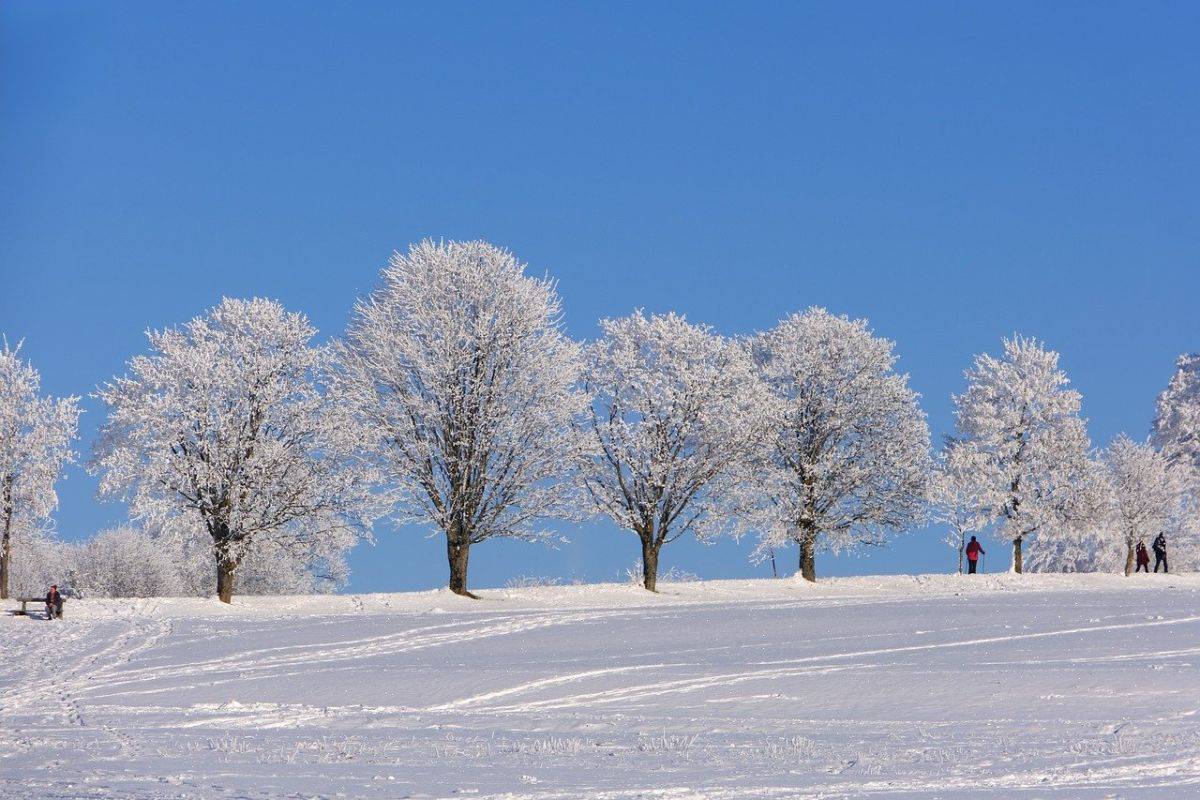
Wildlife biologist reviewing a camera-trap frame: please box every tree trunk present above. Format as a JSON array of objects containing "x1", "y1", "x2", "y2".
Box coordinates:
[
  {"x1": 799, "y1": 530, "x2": 817, "y2": 582},
  {"x1": 1124, "y1": 540, "x2": 1135, "y2": 577},
  {"x1": 216, "y1": 554, "x2": 238, "y2": 604},
  {"x1": 0, "y1": 481, "x2": 11, "y2": 600},
  {"x1": 0, "y1": 509, "x2": 10, "y2": 600},
  {"x1": 447, "y1": 539, "x2": 478, "y2": 599},
  {"x1": 1012, "y1": 535, "x2": 1023, "y2": 574},
  {"x1": 640, "y1": 536, "x2": 660, "y2": 592},
  {"x1": 956, "y1": 532, "x2": 965, "y2": 575}
]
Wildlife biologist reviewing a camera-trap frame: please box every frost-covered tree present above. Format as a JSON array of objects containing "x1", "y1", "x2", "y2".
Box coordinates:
[
  {"x1": 929, "y1": 438, "x2": 996, "y2": 574},
  {"x1": 1101, "y1": 434, "x2": 1191, "y2": 576},
  {"x1": 950, "y1": 336, "x2": 1095, "y2": 573},
  {"x1": 92, "y1": 298, "x2": 379, "y2": 603},
  {"x1": 579, "y1": 311, "x2": 766, "y2": 592},
  {"x1": 1154, "y1": 353, "x2": 1200, "y2": 475},
  {"x1": 0, "y1": 340, "x2": 81, "y2": 599},
  {"x1": 750, "y1": 309, "x2": 930, "y2": 581},
  {"x1": 335, "y1": 240, "x2": 587, "y2": 598}
]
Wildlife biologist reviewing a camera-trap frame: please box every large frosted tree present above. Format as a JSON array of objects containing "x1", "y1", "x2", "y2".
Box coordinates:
[
  {"x1": 950, "y1": 336, "x2": 1095, "y2": 573},
  {"x1": 579, "y1": 311, "x2": 766, "y2": 592},
  {"x1": 1101, "y1": 434, "x2": 1191, "y2": 576},
  {"x1": 750, "y1": 309, "x2": 930, "y2": 582},
  {"x1": 335, "y1": 240, "x2": 586, "y2": 598},
  {"x1": 1154, "y1": 353, "x2": 1200, "y2": 475},
  {"x1": 92, "y1": 298, "x2": 378, "y2": 603},
  {"x1": 0, "y1": 341, "x2": 81, "y2": 599}
]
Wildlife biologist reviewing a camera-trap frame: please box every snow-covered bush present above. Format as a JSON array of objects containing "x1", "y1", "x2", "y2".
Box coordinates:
[
  {"x1": 156, "y1": 517, "x2": 350, "y2": 596},
  {"x1": 7, "y1": 535, "x2": 78, "y2": 597},
  {"x1": 504, "y1": 575, "x2": 563, "y2": 589},
  {"x1": 68, "y1": 526, "x2": 183, "y2": 598},
  {"x1": 8, "y1": 519, "x2": 351, "y2": 599},
  {"x1": 1022, "y1": 527, "x2": 1121, "y2": 574},
  {"x1": 623, "y1": 560, "x2": 700, "y2": 586}
]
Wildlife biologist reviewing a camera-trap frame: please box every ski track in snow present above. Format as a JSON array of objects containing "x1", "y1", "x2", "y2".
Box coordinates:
[{"x1": 3, "y1": 574, "x2": 1200, "y2": 799}]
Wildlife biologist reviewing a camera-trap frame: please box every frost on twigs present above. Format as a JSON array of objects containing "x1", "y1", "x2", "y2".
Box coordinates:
[
  {"x1": 578, "y1": 311, "x2": 767, "y2": 593},
  {"x1": 334, "y1": 240, "x2": 587, "y2": 598},
  {"x1": 0, "y1": 338, "x2": 81, "y2": 599},
  {"x1": 749, "y1": 308, "x2": 930, "y2": 582},
  {"x1": 91, "y1": 298, "x2": 380, "y2": 602}
]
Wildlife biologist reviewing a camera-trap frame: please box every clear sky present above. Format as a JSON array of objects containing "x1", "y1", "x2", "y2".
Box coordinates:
[{"x1": 3, "y1": 2, "x2": 1198, "y2": 592}]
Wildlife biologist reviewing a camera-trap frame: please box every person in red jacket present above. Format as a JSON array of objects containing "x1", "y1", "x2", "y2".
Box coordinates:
[
  {"x1": 965, "y1": 536, "x2": 985, "y2": 574},
  {"x1": 1135, "y1": 540, "x2": 1150, "y2": 573}
]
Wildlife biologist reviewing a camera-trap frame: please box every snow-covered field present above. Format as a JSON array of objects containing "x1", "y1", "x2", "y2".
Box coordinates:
[{"x1": 3, "y1": 574, "x2": 1200, "y2": 799}]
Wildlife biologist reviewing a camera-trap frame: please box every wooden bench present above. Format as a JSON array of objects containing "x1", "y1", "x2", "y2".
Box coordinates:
[{"x1": 10, "y1": 597, "x2": 65, "y2": 618}]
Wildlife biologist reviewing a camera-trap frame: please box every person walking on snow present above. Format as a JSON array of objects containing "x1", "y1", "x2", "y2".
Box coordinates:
[
  {"x1": 1135, "y1": 540, "x2": 1150, "y2": 573},
  {"x1": 965, "y1": 536, "x2": 985, "y2": 574},
  {"x1": 45, "y1": 584, "x2": 64, "y2": 620},
  {"x1": 1153, "y1": 532, "x2": 1169, "y2": 573}
]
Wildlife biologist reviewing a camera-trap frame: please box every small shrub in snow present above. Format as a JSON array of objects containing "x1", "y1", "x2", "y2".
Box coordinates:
[
  {"x1": 505, "y1": 575, "x2": 562, "y2": 588},
  {"x1": 499, "y1": 736, "x2": 586, "y2": 756},
  {"x1": 636, "y1": 731, "x2": 699, "y2": 756},
  {"x1": 761, "y1": 735, "x2": 826, "y2": 760}
]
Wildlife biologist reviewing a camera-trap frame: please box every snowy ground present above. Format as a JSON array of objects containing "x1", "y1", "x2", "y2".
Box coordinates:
[{"x1": 3, "y1": 574, "x2": 1200, "y2": 799}]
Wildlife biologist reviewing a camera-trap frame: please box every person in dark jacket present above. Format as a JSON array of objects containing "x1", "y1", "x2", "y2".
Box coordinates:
[
  {"x1": 965, "y1": 536, "x2": 985, "y2": 574},
  {"x1": 45, "y1": 584, "x2": 64, "y2": 619},
  {"x1": 1153, "y1": 532, "x2": 1168, "y2": 573},
  {"x1": 1135, "y1": 540, "x2": 1150, "y2": 573}
]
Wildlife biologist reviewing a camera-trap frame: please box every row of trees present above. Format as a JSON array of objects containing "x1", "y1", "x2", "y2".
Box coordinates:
[
  {"x1": 931, "y1": 338, "x2": 1199, "y2": 576},
  {"x1": 2, "y1": 240, "x2": 1198, "y2": 601}
]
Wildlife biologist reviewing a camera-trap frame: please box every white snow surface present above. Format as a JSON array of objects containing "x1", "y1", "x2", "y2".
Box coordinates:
[{"x1": 3, "y1": 573, "x2": 1199, "y2": 799}]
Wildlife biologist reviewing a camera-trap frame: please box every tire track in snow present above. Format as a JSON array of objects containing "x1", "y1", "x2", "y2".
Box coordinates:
[
  {"x1": 746, "y1": 612, "x2": 1200, "y2": 669},
  {"x1": 83, "y1": 609, "x2": 640, "y2": 701},
  {"x1": 424, "y1": 664, "x2": 673, "y2": 712},
  {"x1": 428, "y1": 613, "x2": 1200, "y2": 715},
  {"x1": 450, "y1": 662, "x2": 881, "y2": 714}
]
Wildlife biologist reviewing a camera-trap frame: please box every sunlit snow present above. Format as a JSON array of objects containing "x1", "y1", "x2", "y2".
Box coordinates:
[{"x1": 4, "y1": 574, "x2": 1199, "y2": 798}]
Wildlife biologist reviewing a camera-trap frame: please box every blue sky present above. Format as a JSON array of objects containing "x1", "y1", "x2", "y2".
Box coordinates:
[{"x1": 3, "y1": 2, "x2": 1198, "y2": 592}]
